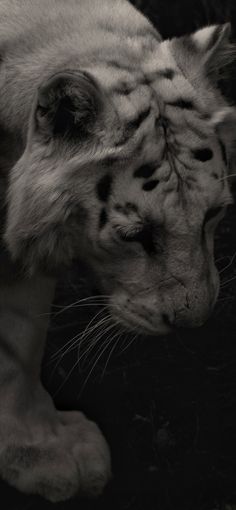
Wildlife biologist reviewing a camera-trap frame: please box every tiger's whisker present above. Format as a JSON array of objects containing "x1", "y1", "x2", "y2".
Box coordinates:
[
  {"x1": 219, "y1": 250, "x2": 236, "y2": 274},
  {"x1": 100, "y1": 330, "x2": 124, "y2": 380},
  {"x1": 78, "y1": 327, "x2": 120, "y2": 398},
  {"x1": 49, "y1": 310, "x2": 111, "y2": 363},
  {"x1": 220, "y1": 275, "x2": 236, "y2": 287}
]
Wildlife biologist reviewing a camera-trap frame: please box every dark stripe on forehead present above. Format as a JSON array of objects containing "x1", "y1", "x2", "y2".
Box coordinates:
[
  {"x1": 115, "y1": 108, "x2": 151, "y2": 147},
  {"x1": 158, "y1": 69, "x2": 175, "y2": 80},
  {"x1": 96, "y1": 174, "x2": 112, "y2": 202},
  {"x1": 113, "y1": 83, "x2": 133, "y2": 96},
  {"x1": 168, "y1": 99, "x2": 194, "y2": 110},
  {"x1": 134, "y1": 163, "x2": 156, "y2": 178},
  {"x1": 126, "y1": 107, "x2": 151, "y2": 132},
  {"x1": 155, "y1": 116, "x2": 168, "y2": 131},
  {"x1": 143, "y1": 180, "x2": 159, "y2": 191},
  {"x1": 107, "y1": 60, "x2": 134, "y2": 72}
]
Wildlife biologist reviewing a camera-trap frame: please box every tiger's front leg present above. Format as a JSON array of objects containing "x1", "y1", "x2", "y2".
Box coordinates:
[{"x1": 0, "y1": 273, "x2": 111, "y2": 502}]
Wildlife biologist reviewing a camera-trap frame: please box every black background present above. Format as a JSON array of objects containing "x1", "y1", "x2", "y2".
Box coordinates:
[{"x1": 3, "y1": 1, "x2": 236, "y2": 509}]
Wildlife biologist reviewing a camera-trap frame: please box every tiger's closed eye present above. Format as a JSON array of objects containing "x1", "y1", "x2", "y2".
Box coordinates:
[
  {"x1": 118, "y1": 225, "x2": 157, "y2": 255},
  {"x1": 118, "y1": 227, "x2": 148, "y2": 244}
]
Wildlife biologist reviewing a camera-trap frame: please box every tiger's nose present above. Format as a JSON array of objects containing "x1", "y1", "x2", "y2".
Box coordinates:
[
  {"x1": 172, "y1": 307, "x2": 211, "y2": 329},
  {"x1": 162, "y1": 302, "x2": 212, "y2": 329}
]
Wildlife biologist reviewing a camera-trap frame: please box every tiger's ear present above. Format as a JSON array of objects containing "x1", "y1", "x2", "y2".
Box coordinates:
[
  {"x1": 35, "y1": 70, "x2": 103, "y2": 140},
  {"x1": 171, "y1": 23, "x2": 236, "y2": 82},
  {"x1": 192, "y1": 23, "x2": 235, "y2": 77},
  {"x1": 191, "y1": 23, "x2": 231, "y2": 54}
]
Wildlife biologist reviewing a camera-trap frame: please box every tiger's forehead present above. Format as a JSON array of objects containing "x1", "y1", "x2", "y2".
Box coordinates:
[
  {"x1": 86, "y1": 40, "x2": 213, "y2": 147},
  {"x1": 83, "y1": 39, "x2": 231, "y2": 208},
  {"x1": 86, "y1": 38, "x2": 197, "y2": 114}
]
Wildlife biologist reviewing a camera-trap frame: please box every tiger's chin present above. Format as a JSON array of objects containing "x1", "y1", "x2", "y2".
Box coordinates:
[{"x1": 112, "y1": 310, "x2": 173, "y2": 337}]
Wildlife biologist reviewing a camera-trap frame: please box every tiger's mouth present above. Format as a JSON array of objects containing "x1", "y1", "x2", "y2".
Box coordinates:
[{"x1": 112, "y1": 308, "x2": 173, "y2": 336}]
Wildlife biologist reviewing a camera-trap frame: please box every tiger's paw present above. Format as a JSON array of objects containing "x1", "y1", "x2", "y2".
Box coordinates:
[{"x1": 0, "y1": 410, "x2": 111, "y2": 502}]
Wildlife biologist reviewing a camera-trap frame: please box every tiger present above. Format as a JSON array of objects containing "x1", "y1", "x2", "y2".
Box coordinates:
[{"x1": 0, "y1": 0, "x2": 235, "y2": 502}]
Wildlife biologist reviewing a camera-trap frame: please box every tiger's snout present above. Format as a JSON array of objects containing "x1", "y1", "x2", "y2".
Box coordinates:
[{"x1": 111, "y1": 269, "x2": 219, "y2": 336}]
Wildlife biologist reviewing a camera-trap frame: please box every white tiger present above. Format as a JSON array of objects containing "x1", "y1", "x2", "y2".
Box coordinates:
[{"x1": 0, "y1": 0, "x2": 235, "y2": 502}]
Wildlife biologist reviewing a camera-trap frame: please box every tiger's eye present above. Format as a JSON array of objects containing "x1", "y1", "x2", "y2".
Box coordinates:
[{"x1": 118, "y1": 223, "x2": 163, "y2": 256}]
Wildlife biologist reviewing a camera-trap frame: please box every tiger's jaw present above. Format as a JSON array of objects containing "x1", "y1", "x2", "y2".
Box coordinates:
[{"x1": 111, "y1": 307, "x2": 173, "y2": 337}]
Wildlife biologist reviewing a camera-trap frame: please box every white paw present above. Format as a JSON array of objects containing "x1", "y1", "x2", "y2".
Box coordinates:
[{"x1": 0, "y1": 410, "x2": 111, "y2": 502}]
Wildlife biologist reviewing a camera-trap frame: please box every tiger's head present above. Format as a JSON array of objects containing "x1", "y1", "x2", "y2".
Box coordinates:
[{"x1": 4, "y1": 19, "x2": 236, "y2": 335}]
